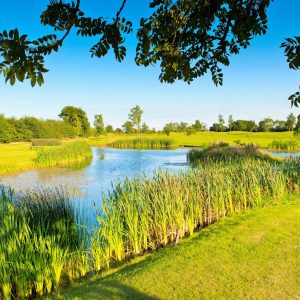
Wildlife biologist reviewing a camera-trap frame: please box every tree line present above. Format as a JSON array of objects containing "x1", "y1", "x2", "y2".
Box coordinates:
[{"x1": 1, "y1": 106, "x2": 300, "y2": 143}]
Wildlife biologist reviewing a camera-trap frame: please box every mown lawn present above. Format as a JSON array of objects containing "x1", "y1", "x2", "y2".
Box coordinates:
[
  {"x1": 51, "y1": 195, "x2": 300, "y2": 300},
  {"x1": 0, "y1": 143, "x2": 36, "y2": 175},
  {"x1": 87, "y1": 131, "x2": 297, "y2": 148}
]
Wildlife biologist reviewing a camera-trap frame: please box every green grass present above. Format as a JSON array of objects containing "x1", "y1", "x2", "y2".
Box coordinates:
[
  {"x1": 110, "y1": 138, "x2": 177, "y2": 149},
  {"x1": 187, "y1": 144, "x2": 280, "y2": 165},
  {"x1": 269, "y1": 140, "x2": 300, "y2": 151},
  {"x1": 0, "y1": 143, "x2": 37, "y2": 175},
  {"x1": 0, "y1": 188, "x2": 88, "y2": 299},
  {"x1": 87, "y1": 131, "x2": 299, "y2": 148},
  {"x1": 0, "y1": 132, "x2": 298, "y2": 176},
  {"x1": 50, "y1": 195, "x2": 300, "y2": 300},
  {"x1": 34, "y1": 141, "x2": 92, "y2": 167}
]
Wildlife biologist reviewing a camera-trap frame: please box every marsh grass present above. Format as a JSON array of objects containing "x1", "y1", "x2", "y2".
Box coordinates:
[
  {"x1": 31, "y1": 139, "x2": 62, "y2": 147},
  {"x1": 0, "y1": 188, "x2": 89, "y2": 299},
  {"x1": 91, "y1": 158, "x2": 289, "y2": 270},
  {"x1": 269, "y1": 140, "x2": 300, "y2": 151},
  {"x1": 187, "y1": 144, "x2": 276, "y2": 165},
  {"x1": 1, "y1": 154, "x2": 300, "y2": 299},
  {"x1": 110, "y1": 138, "x2": 178, "y2": 149},
  {"x1": 34, "y1": 141, "x2": 92, "y2": 167}
]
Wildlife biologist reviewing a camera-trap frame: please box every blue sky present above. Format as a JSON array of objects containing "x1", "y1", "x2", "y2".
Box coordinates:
[{"x1": 0, "y1": 0, "x2": 299, "y2": 129}]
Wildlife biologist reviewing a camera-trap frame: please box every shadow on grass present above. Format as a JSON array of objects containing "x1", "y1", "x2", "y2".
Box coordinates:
[{"x1": 62, "y1": 280, "x2": 159, "y2": 299}]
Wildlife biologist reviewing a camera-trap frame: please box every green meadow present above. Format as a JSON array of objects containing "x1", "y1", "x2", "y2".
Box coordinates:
[
  {"x1": 51, "y1": 195, "x2": 300, "y2": 300},
  {"x1": 0, "y1": 131, "x2": 299, "y2": 176},
  {"x1": 87, "y1": 131, "x2": 298, "y2": 148}
]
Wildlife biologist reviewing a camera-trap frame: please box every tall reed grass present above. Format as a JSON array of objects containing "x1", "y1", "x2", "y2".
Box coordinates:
[
  {"x1": 1, "y1": 156, "x2": 300, "y2": 299},
  {"x1": 34, "y1": 141, "x2": 92, "y2": 167},
  {"x1": 0, "y1": 188, "x2": 89, "y2": 300},
  {"x1": 110, "y1": 138, "x2": 178, "y2": 149},
  {"x1": 91, "y1": 159, "x2": 288, "y2": 270},
  {"x1": 187, "y1": 144, "x2": 275, "y2": 165},
  {"x1": 269, "y1": 140, "x2": 300, "y2": 151},
  {"x1": 31, "y1": 139, "x2": 62, "y2": 147}
]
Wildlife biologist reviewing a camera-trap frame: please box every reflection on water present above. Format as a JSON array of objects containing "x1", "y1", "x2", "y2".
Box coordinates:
[{"x1": 0, "y1": 148, "x2": 189, "y2": 211}]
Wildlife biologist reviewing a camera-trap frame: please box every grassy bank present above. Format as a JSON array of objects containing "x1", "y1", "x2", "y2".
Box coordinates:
[
  {"x1": 87, "y1": 131, "x2": 298, "y2": 148},
  {"x1": 53, "y1": 195, "x2": 300, "y2": 300},
  {"x1": 34, "y1": 141, "x2": 92, "y2": 167},
  {"x1": 1, "y1": 156, "x2": 300, "y2": 299},
  {"x1": 0, "y1": 141, "x2": 92, "y2": 176}
]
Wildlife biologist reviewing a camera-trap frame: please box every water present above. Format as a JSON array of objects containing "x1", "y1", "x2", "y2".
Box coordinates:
[
  {"x1": 0, "y1": 148, "x2": 189, "y2": 211},
  {"x1": 270, "y1": 152, "x2": 300, "y2": 157}
]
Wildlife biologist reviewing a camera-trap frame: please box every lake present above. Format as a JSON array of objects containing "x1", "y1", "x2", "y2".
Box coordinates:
[
  {"x1": 0, "y1": 148, "x2": 189, "y2": 212},
  {"x1": 1, "y1": 147, "x2": 299, "y2": 218}
]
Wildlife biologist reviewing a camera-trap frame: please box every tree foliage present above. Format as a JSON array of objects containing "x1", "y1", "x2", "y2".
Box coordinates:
[
  {"x1": 128, "y1": 105, "x2": 143, "y2": 132},
  {"x1": 0, "y1": 0, "x2": 274, "y2": 88},
  {"x1": 59, "y1": 106, "x2": 90, "y2": 136},
  {"x1": 281, "y1": 37, "x2": 300, "y2": 107},
  {"x1": 94, "y1": 114, "x2": 105, "y2": 135}
]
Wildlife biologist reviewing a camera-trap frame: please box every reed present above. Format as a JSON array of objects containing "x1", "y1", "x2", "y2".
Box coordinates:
[
  {"x1": 34, "y1": 141, "x2": 92, "y2": 167},
  {"x1": 0, "y1": 188, "x2": 88, "y2": 299},
  {"x1": 268, "y1": 140, "x2": 300, "y2": 151},
  {"x1": 31, "y1": 139, "x2": 62, "y2": 147},
  {"x1": 110, "y1": 138, "x2": 178, "y2": 149},
  {"x1": 187, "y1": 144, "x2": 276, "y2": 165},
  {"x1": 92, "y1": 158, "x2": 289, "y2": 270}
]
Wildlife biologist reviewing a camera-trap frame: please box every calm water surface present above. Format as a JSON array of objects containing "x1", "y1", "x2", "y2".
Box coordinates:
[
  {"x1": 1, "y1": 148, "x2": 299, "y2": 215},
  {"x1": 0, "y1": 148, "x2": 189, "y2": 211}
]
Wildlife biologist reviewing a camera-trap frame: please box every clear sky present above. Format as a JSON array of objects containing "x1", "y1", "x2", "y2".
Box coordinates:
[{"x1": 0, "y1": 0, "x2": 299, "y2": 129}]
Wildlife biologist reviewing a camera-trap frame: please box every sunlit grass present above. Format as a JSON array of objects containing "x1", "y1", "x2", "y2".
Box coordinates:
[
  {"x1": 53, "y1": 195, "x2": 300, "y2": 300},
  {"x1": 34, "y1": 141, "x2": 92, "y2": 167},
  {"x1": 87, "y1": 131, "x2": 297, "y2": 148},
  {"x1": 110, "y1": 138, "x2": 177, "y2": 149}
]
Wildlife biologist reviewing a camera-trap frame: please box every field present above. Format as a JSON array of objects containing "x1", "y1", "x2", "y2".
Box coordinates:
[
  {"x1": 0, "y1": 141, "x2": 92, "y2": 176},
  {"x1": 0, "y1": 132, "x2": 298, "y2": 176},
  {"x1": 51, "y1": 195, "x2": 300, "y2": 299},
  {"x1": 87, "y1": 131, "x2": 297, "y2": 148}
]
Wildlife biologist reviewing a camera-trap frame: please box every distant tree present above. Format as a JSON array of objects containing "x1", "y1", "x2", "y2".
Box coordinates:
[
  {"x1": 0, "y1": 114, "x2": 16, "y2": 143},
  {"x1": 178, "y1": 122, "x2": 188, "y2": 132},
  {"x1": 105, "y1": 124, "x2": 114, "y2": 133},
  {"x1": 163, "y1": 123, "x2": 174, "y2": 136},
  {"x1": 128, "y1": 105, "x2": 143, "y2": 133},
  {"x1": 59, "y1": 106, "x2": 90, "y2": 136},
  {"x1": 94, "y1": 114, "x2": 105, "y2": 135},
  {"x1": 193, "y1": 120, "x2": 205, "y2": 132},
  {"x1": 122, "y1": 120, "x2": 134, "y2": 134},
  {"x1": 218, "y1": 115, "x2": 226, "y2": 132},
  {"x1": 258, "y1": 118, "x2": 274, "y2": 132},
  {"x1": 232, "y1": 120, "x2": 257, "y2": 132},
  {"x1": 186, "y1": 126, "x2": 196, "y2": 136},
  {"x1": 141, "y1": 122, "x2": 150, "y2": 134},
  {"x1": 228, "y1": 115, "x2": 234, "y2": 132},
  {"x1": 286, "y1": 113, "x2": 297, "y2": 131},
  {"x1": 273, "y1": 120, "x2": 287, "y2": 132},
  {"x1": 294, "y1": 115, "x2": 300, "y2": 136},
  {"x1": 210, "y1": 123, "x2": 221, "y2": 132},
  {"x1": 115, "y1": 128, "x2": 123, "y2": 134}
]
